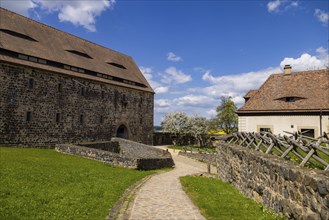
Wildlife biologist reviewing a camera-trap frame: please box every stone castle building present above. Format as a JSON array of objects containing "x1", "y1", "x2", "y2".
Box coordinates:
[{"x1": 0, "y1": 8, "x2": 154, "y2": 146}]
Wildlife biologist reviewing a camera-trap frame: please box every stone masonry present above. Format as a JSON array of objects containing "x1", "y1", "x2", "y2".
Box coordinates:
[
  {"x1": 55, "y1": 138, "x2": 174, "y2": 170},
  {"x1": 216, "y1": 142, "x2": 329, "y2": 220},
  {"x1": 0, "y1": 62, "x2": 154, "y2": 146}
]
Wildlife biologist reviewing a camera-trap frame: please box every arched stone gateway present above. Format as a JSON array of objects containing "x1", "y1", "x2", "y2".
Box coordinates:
[{"x1": 116, "y1": 124, "x2": 129, "y2": 139}]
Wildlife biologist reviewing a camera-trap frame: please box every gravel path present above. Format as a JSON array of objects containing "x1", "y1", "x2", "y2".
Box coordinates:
[{"x1": 126, "y1": 148, "x2": 216, "y2": 220}]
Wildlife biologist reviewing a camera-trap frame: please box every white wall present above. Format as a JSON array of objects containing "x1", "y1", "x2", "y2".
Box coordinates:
[{"x1": 238, "y1": 115, "x2": 329, "y2": 137}]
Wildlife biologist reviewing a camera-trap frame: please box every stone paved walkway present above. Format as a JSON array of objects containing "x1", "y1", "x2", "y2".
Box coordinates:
[{"x1": 126, "y1": 148, "x2": 216, "y2": 220}]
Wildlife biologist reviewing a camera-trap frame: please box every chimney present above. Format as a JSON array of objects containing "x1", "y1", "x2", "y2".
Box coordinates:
[{"x1": 284, "y1": 65, "x2": 292, "y2": 74}]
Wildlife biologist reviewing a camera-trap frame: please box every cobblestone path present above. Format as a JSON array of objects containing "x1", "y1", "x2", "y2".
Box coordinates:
[{"x1": 126, "y1": 149, "x2": 216, "y2": 220}]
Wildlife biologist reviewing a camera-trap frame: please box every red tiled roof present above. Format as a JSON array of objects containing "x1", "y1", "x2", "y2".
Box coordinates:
[
  {"x1": 237, "y1": 69, "x2": 329, "y2": 113},
  {"x1": 243, "y1": 90, "x2": 258, "y2": 98}
]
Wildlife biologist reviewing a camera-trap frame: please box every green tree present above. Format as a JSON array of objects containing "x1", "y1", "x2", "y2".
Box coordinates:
[{"x1": 215, "y1": 96, "x2": 238, "y2": 134}]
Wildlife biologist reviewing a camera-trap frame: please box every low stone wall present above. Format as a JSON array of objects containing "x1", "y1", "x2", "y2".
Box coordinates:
[
  {"x1": 178, "y1": 151, "x2": 216, "y2": 166},
  {"x1": 216, "y1": 142, "x2": 329, "y2": 220},
  {"x1": 56, "y1": 144, "x2": 136, "y2": 168},
  {"x1": 112, "y1": 137, "x2": 170, "y2": 159},
  {"x1": 137, "y1": 158, "x2": 175, "y2": 170},
  {"x1": 78, "y1": 141, "x2": 120, "y2": 153},
  {"x1": 56, "y1": 138, "x2": 175, "y2": 170}
]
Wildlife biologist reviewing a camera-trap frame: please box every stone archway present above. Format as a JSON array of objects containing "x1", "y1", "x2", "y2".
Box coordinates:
[{"x1": 116, "y1": 124, "x2": 129, "y2": 139}]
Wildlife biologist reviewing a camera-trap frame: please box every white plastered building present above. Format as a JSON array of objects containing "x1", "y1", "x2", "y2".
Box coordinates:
[{"x1": 237, "y1": 66, "x2": 329, "y2": 138}]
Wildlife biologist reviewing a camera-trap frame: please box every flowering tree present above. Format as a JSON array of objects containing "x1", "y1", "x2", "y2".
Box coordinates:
[
  {"x1": 161, "y1": 112, "x2": 189, "y2": 145},
  {"x1": 162, "y1": 112, "x2": 209, "y2": 146},
  {"x1": 186, "y1": 116, "x2": 209, "y2": 147}
]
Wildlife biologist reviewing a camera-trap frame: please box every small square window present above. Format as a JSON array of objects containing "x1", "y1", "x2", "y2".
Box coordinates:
[
  {"x1": 260, "y1": 128, "x2": 271, "y2": 133},
  {"x1": 301, "y1": 129, "x2": 315, "y2": 138},
  {"x1": 56, "y1": 113, "x2": 61, "y2": 123},
  {"x1": 58, "y1": 83, "x2": 62, "y2": 92},
  {"x1": 28, "y1": 78, "x2": 34, "y2": 89},
  {"x1": 38, "y1": 59, "x2": 47, "y2": 64},
  {"x1": 28, "y1": 56, "x2": 38, "y2": 62},
  {"x1": 80, "y1": 87, "x2": 85, "y2": 96},
  {"x1": 79, "y1": 114, "x2": 84, "y2": 124},
  {"x1": 18, "y1": 54, "x2": 28, "y2": 60},
  {"x1": 71, "y1": 67, "x2": 78, "y2": 72},
  {"x1": 26, "y1": 111, "x2": 32, "y2": 122}
]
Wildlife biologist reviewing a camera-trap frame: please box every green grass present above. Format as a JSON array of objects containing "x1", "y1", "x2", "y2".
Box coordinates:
[
  {"x1": 0, "y1": 147, "x2": 154, "y2": 220},
  {"x1": 180, "y1": 176, "x2": 285, "y2": 220},
  {"x1": 168, "y1": 145, "x2": 216, "y2": 153}
]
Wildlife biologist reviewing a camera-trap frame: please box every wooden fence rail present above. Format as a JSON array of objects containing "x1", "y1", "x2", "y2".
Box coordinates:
[{"x1": 227, "y1": 131, "x2": 329, "y2": 171}]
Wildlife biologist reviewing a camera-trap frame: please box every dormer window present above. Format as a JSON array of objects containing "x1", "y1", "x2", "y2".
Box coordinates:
[
  {"x1": 0, "y1": 29, "x2": 38, "y2": 42},
  {"x1": 275, "y1": 96, "x2": 306, "y2": 103},
  {"x1": 285, "y1": 97, "x2": 294, "y2": 102},
  {"x1": 66, "y1": 50, "x2": 92, "y2": 59},
  {"x1": 107, "y1": 62, "x2": 126, "y2": 69}
]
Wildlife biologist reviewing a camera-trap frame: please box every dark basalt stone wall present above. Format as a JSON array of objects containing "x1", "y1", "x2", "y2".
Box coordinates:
[
  {"x1": 0, "y1": 62, "x2": 154, "y2": 146},
  {"x1": 216, "y1": 142, "x2": 329, "y2": 220},
  {"x1": 56, "y1": 139, "x2": 174, "y2": 170}
]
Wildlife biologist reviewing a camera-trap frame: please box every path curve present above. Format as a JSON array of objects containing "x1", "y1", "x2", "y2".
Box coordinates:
[{"x1": 126, "y1": 148, "x2": 216, "y2": 220}]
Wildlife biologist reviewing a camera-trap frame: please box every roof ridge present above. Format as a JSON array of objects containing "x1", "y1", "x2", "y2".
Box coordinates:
[
  {"x1": 0, "y1": 7, "x2": 130, "y2": 58},
  {"x1": 271, "y1": 68, "x2": 328, "y2": 76}
]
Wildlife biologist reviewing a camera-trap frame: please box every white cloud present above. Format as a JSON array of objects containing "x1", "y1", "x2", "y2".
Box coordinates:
[
  {"x1": 1, "y1": 0, "x2": 114, "y2": 32},
  {"x1": 155, "y1": 87, "x2": 169, "y2": 94},
  {"x1": 175, "y1": 95, "x2": 215, "y2": 107},
  {"x1": 202, "y1": 67, "x2": 279, "y2": 97},
  {"x1": 1, "y1": 0, "x2": 37, "y2": 16},
  {"x1": 280, "y1": 47, "x2": 328, "y2": 71},
  {"x1": 314, "y1": 9, "x2": 329, "y2": 26},
  {"x1": 290, "y1": 1, "x2": 298, "y2": 7},
  {"x1": 206, "y1": 109, "x2": 217, "y2": 118},
  {"x1": 161, "y1": 67, "x2": 192, "y2": 84},
  {"x1": 154, "y1": 95, "x2": 219, "y2": 125},
  {"x1": 155, "y1": 99, "x2": 171, "y2": 107},
  {"x1": 167, "y1": 52, "x2": 182, "y2": 62},
  {"x1": 155, "y1": 95, "x2": 215, "y2": 109},
  {"x1": 139, "y1": 66, "x2": 169, "y2": 94},
  {"x1": 267, "y1": 0, "x2": 299, "y2": 13},
  {"x1": 267, "y1": 0, "x2": 282, "y2": 13}
]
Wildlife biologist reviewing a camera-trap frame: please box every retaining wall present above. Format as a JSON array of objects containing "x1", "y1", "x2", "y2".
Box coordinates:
[
  {"x1": 56, "y1": 144, "x2": 136, "y2": 168},
  {"x1": 56, "y1": 138, "x2": 174, "y2": 170},
  {"x1": 78, "y1": 141, "x2": 120, "y2": 153},
  {"x1": 216, "y1": 142, "x2": 329, "y2": 220}
]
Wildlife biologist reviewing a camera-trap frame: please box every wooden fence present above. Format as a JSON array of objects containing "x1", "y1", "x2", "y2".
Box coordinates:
[{"x1": 227, "y1": 131, "x2": 329, "y2": 170}]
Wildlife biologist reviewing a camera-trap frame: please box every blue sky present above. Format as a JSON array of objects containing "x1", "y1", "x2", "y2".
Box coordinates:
[{"x1": 2, "y1": 0, "x2": 328, "y2": 125}]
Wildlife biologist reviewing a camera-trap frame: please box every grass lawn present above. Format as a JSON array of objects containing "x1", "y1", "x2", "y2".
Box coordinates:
[
  {"x1": 0, "y1": 147, "x2": 154, "y2": 220},
  {"x1": 180, "y1": 176, "x2": 285, "y2": 220},
  {"x1": 168, "y1": 145, "x2": 216, "y2": 153}
]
